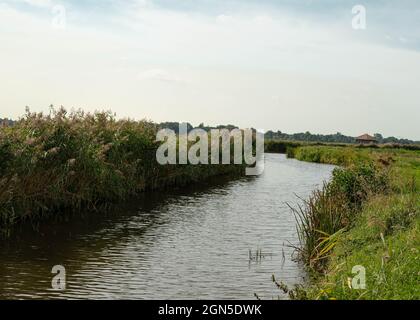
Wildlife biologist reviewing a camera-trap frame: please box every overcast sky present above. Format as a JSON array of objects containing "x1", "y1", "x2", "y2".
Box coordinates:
[{"x1": 1, "y1": 0, "x2": 419, "y2": 139}]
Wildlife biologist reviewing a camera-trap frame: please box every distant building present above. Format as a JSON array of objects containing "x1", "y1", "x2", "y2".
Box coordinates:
[{"x1": 356, "y1": 134, "x2": 378, "y2": 144}]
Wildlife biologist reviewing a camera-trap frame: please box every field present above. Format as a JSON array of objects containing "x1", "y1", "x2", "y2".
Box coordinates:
[{"x1": 285, "y1": 145, "x2": 420, "y2": 299}]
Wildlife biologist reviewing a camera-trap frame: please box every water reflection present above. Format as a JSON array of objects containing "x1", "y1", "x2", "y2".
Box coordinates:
[{"x1": 0, "y1": 154, "x2": 335, "y2": 299}]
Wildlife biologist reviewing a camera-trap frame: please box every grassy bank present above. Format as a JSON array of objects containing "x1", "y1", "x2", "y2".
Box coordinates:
[
  {"x1": 265, "y1": 139, "x2": 420, "y2": 159},
  {"x1": 0, "y1": 109, "x2": 245, "y2": 233},
  {"x1": 286, "y1": 145, "x2": 420, "y2": 299}
]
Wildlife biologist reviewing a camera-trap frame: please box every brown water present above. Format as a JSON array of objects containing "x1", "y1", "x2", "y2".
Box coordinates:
[{"x1": 0, "y1": 154, "x2": 335, "y2": 300}]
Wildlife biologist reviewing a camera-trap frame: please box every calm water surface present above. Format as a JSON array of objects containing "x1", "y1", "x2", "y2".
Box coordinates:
[{"x1": 0, "y1": 154, "x2": 335, "y2": 299}]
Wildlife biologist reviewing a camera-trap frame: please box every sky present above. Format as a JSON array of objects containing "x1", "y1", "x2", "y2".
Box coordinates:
[{"x1": 1, "y1": 0, "x2": 419, "y2": 139}]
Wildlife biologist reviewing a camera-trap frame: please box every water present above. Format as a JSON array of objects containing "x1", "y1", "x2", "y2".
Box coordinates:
[{"x1": 0, "y1": 154, "x2": 335, "y2": 300}]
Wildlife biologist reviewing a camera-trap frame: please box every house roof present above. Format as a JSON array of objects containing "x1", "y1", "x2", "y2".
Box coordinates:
[{"x1": 356, "y1": 134, "x2": 377, "y2": 141}]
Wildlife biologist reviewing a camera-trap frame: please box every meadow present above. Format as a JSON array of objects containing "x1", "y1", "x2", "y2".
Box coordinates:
[{"x1": 284, "y1": 145, "x2": 420, "y2": 299}]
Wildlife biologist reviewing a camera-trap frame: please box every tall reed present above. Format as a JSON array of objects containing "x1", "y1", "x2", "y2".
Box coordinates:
[
  {"x1": 291, "y1": 163, "x2": 390, "y2": 272},
  {"x1": 0, "y1": 107, "x2": 244, "y2": 231}
]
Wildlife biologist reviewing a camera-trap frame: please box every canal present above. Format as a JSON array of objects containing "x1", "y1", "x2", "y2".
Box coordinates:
[{"x1": 0, "y1": 154, "x2": 335, "y2": 299}]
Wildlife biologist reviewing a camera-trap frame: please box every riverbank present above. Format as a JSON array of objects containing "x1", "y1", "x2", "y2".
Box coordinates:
[
  {"x1": 0, "y1": 109, "x2": 244, "y2": 234},
  {"x1": 286, "y1": 145, "x2": 420, "y2": 299}
]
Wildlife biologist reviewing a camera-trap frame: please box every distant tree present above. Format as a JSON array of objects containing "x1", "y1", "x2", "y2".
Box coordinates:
[
  {"x1": 156, "y1": 122, "x2": 418, "y2": 145},
  {"x1": 374, "y1": 133, "x2": 384, "y2": 142},
  {"x1": 159, "y1": 122, "x2": 193, "y2": 133},
  {"x1": 0, "y1": 118, "x2": 14, "y2": 127}
]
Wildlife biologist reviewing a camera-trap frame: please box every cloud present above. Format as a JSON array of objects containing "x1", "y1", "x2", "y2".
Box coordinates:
[
  {"x1": 215, "y1": 14, "x2": 234, "y2": 24},
  {"x1": 16, "y1": 0, "x2": 54, "y2": 8},
  {"x1": 137, "y1": 69, "x2": 186, "y2": 83},
  {"x1": 1, "y1": 0, "x2": 420, "y2": 139}
]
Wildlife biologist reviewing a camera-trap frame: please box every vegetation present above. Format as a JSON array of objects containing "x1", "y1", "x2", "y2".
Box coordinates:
[
  {"x1": 290, "y1": 145, "x2": 370, "y2": 166},
  {"x1": 264, "y1": 140, "x2": 303, "y2": 154},
  {"x1": 6, "y1": 117, "x2": 420, "y2": 146},
  {"x1": 265, "y1": 130, "x2": 420, "y2": 145},
  {"x1": 157, "y1": 126, "x2": 420, "y2": 145},
  {"x1": 287, "y1": 145, "x2": 420, "y2": 300},
  {"x1": 2, "y1": 109, "x2": 419, "y2": 297},
  {"x1": 0, "y1": 118, "x2": 15, "y2": 126},
  {"x1": 0, "y1": 108, "x2": 244, "y2": 233}
]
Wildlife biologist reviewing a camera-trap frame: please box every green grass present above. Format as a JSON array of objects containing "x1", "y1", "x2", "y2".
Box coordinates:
[
  {"x1": 290, "y1": 145, "x2": 370, "y2": 166},
  {"x1": 287, "y1": 145, "x2": 420, "y2": 300},
  {"x1": 312, "y1": 194, "x2": 419, "y2": 300}
]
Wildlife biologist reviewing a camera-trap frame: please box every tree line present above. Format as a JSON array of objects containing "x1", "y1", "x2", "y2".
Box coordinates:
[
  {"x1": 159, "y1": 122, "x2": 419, "y2": 145},
  {"x1": 2, "y1": 118, "x2": 418, "y2": 145}
]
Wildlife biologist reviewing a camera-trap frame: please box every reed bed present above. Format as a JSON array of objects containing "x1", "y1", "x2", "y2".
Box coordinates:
[{"x1": 0, "y1": 108, "x2": 244, "y2": 232}]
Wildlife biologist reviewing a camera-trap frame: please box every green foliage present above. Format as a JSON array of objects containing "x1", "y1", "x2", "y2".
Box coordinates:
[
  {"x1": 265, "y1": 130, "x2": 420, "y2": 145},
  {"x1": 264, "y1": 140, "x2": 302, "y2": 154},
  {"x1": 310, "y1": 195, "x2": 420, "y2": 300},
  {"x1": 293, "y1": 146, "x2": 370, "y2": 166},
  {"x1": 290, "y1": 145, "x2": 420, "y2": 299},
  {"x1": 292, "y1": 163, "x2": 389, "y2": 272},
  {"x1": 0, "y1": 108, "x2": 244, "y2": 232},
  {"x1": 328, "y1": 163, "x2": 389, "y2": 209}
]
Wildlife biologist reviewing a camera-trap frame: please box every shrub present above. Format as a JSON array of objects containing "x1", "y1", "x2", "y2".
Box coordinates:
[
  {"x1": 328, "y1": 163, "x2": 389, "y2": 209},
  {"x1": 292, "y1": 163, "x2": 390, "y2": 272}
]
